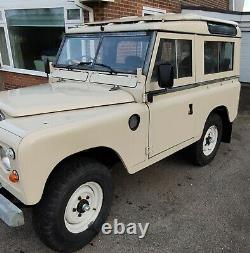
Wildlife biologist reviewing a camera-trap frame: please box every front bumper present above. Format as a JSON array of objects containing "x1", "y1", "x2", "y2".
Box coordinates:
[{"x1": 0, "y1": 184, "x2": 24, "y2": 227}]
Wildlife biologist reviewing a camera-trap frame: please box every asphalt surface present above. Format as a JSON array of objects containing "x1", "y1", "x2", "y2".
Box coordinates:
[{"x1": 1, "y1": 85, "x2": 250, "y2": 253}]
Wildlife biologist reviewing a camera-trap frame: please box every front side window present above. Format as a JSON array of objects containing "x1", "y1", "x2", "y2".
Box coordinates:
[
  {"x1": 152, "y1": 39, "x2": 192, "y2": 81},
  {"x1": 56, "y1": 32, "x2": 151, "y2": 74},
  {"x1": 204, "y1": 41, "x2": 234, "y2": 74}
]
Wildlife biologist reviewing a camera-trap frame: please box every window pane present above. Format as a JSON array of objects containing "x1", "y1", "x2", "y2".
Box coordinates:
[
  {"x1": 96, "y1": 35, "x2": 150, "y2": 74},
  {"x1": 6, "y1": 8, "x2": 64, "y2": 27},
  {"x1": 8, "y1": 27, "x2": 63, "y2": 71},
  {"x1": 5, "y1": 8, "x2": 65, "y2": 71},
  {"x1": 67, "y1": 9, "x2": 81, "y2": 21},
  {"x1": 152, "y1": 39, "x2": 193, "y2": 81},
  {"x1": 57, "y1": 37, "x2": 100, "y2": 65},
  {"x1": 0, "y1": 27, "x2": 10, "y2": 66},
  {"x1": 152, "y1": 39, "x2": 176, "y2": 81},
  {"x1": 204, "y1": 41, "x2": 234, "y2": 74},
  {"x1": 204, "y1": 41, "x2": 219, "y2": 74},
  {"x1": 177, "y1": 40, "x2": 192, "y2": 78},
  {"x1": 56, "y1": 33, "x2": 151, "y2": 74},
  {"x1": 219, "y1": 42, "x2": 234, "y2": 72}
]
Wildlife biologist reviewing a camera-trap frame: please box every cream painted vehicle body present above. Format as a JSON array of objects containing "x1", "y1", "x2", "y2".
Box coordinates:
[{"x1": 0, "y1": 14, "x2": 241, "y2": 252}]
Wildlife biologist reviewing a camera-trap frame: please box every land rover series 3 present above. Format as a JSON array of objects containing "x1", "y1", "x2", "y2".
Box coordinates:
[{"x1": 0, "y1": 14, "x2": 241, "y2": 252}]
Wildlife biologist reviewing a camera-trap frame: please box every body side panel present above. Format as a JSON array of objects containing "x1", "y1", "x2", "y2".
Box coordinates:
[{"x1": 17, "y1": 103, "x2": 149, "y2": 205}]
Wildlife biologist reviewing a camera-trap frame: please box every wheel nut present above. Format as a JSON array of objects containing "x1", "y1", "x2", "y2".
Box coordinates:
[{"x1": 82, "y1": 204, "x2": 90, "y2": 212}]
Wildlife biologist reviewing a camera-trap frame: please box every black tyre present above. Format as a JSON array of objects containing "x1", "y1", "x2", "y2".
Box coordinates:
[
  {"x1": 33, "y1": 157, "x2": 113, "y2": 253},
  {"x1": 191, "y1": 113, "x2": 223, "y2": 166}
]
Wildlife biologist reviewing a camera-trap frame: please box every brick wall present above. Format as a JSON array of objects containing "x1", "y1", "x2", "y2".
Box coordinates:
[
  {"x1": 0, "y1": 71, "x2": 48, "y2": 90},
  {"x1": 87, "y1": 0, "x2": 229, "y2": 21}
]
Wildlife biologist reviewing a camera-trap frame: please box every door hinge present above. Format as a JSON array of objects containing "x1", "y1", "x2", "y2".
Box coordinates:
[{"x1": 145, "y1": 146, "x2": 151, "y2": 156}]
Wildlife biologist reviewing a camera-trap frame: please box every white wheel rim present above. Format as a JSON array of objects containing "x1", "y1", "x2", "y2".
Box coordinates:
[
  {"x1": 203, "y1": 125, "x2": 219, "y2": 156},
  {"x1": 64, "y1": 182, "x2": 103, "y2": 234}
]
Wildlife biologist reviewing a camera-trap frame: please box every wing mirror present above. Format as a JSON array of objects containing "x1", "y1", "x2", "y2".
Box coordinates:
[{"x1": 158, "y1": 63, "x2": 174, "y2": 89}]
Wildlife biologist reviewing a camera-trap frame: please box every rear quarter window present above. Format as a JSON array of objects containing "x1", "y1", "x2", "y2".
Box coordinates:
[{"x1": 204, "y1": 41, "x2": 234, "y2": 75}]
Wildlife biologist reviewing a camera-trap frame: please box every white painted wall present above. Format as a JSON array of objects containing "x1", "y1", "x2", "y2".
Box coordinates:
[{"x1": 229, "y1": 0, "x2": 245, "y2": 11}]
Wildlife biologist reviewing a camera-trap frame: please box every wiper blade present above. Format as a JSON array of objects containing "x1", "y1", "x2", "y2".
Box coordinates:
[
  {"x1": 92, "y1": 63, "x2": 117, "y2": 74},
  {"x1": 66, "y1": 61, "x2": 92, "y2": 70}
]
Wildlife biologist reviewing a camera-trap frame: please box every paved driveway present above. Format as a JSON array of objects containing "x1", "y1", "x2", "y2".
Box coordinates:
[{"x1": 0, "y1": 86, "x2": 250, "y2": 253}]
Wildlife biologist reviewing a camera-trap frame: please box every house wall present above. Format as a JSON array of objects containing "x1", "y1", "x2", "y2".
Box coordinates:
[
  {"x1": 0, "y1": 0, "x2": 230, "y2": 90},
  {"x1": 1, "y1": 71, "x2": 48, "y2": 90},
  {"x1": 87, "y1": 0, "x2": 229, "y2": 21}
]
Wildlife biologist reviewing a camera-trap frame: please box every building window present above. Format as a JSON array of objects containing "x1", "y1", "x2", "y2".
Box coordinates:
[
  {"x1": 67, "y1": 9, "x2": 81, "y2": 21},
  {"x1": 5, "y1": 8, "x2": 65, "y2": 72},
  {"x1": 0, "y1": 27, "x2": 10, "y2": 66},
  {"x1": 142, "y1": 6, "x2": 166, "y2": 16},
  {"x1": 204, "y1": 41, "x2": 234, "y2": 74},
  {"x1": 152, "y1": 39, "x2": 192, "y2": 81}
]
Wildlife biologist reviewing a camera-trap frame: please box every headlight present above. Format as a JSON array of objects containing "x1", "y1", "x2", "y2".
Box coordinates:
[
  {"x1": 4, "y1": 148, "x2": 15, "y2": 160},
  {"x1": 2, "y1": 157, "x2": 11, "y2": 171},
  {"x1": 0, "y1": 147, "x2": 15, "y2": 171}
]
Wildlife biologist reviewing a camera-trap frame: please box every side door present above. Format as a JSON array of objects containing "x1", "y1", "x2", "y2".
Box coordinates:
[{"x1": 147, "y1": 32, "x2": 196, "y2": 158}]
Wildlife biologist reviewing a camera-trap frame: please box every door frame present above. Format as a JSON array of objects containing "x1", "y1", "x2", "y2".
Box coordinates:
[{"x1": 146, "y1": 31, "x2": 196, "y2": 93}]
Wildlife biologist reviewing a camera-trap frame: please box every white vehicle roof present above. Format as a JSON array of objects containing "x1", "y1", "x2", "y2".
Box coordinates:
[{"x1": 68, "y1": 14, "x2": 241, "y2": 37}]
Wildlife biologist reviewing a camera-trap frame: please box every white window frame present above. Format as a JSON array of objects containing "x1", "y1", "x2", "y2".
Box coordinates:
[
  {"x1": 142, "y1": 6, "x2": 166, "y2": 16},
  {"x1": 65, "y1": 8, "x2": 83, "y2": 24},
  {"x1": 0, "y1": 0, "x2": 88, "y2": 77},
  {"x1": 0, "y1": 8, "x2": 14, "y2": 68}
]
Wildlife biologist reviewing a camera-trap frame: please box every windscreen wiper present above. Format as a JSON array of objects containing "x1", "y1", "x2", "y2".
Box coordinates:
[
  {"x1": 66, "y1": 61, "x2": 92, "y2": 70},
  {"x1": 92, "y1": 63, "x2": 117, "y2": 75}
]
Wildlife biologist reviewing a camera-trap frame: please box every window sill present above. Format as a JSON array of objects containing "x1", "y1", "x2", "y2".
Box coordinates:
[{"x1": 0, "y1": 66, "x2": 48, "y2": 77}]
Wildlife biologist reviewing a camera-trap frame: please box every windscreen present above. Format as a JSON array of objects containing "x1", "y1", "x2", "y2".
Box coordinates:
[{"x1": 56, "y1": 32, "x2": 152, "y2": 74}]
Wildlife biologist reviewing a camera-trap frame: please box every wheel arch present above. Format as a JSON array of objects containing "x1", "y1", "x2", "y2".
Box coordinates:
[
  {"x1": 41, "y1": 146, "x2": 127, "y2": 202},
  {"x1": 208, "y1": 106, "x2": 233, "y2": 143}
]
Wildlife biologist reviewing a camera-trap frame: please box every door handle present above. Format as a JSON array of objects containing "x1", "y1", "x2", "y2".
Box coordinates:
[{"x1": 188, "y1": 104, "x2": 193, "y2": 115}]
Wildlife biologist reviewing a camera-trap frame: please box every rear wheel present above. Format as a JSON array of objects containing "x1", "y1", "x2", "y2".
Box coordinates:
[
  {"x1": 33, "y1": 158, "x2": 113, "y2": 253},
  {"x1": 191, "y1": 113, "x2": 223, "y2": 166}
]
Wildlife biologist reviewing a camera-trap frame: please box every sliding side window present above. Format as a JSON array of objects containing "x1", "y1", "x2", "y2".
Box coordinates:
[
  {"x1": 152, "y1": 39, "x2": 192, "y2": 82},
  {"x1": 204, "y1": 41, "x2": 234, "y2": 74}
]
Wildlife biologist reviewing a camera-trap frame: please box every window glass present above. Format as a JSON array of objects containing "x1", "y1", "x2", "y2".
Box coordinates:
[
  {"x1": 177, "y1": 40, "x2": 192, "y2": 78},
  {"x1": 152, "y1": 39, "x2": 176, "y2": 80},
  {"x1": 0, "y1": 27, "x2": 10, "y2": 66},
  {"x1": 204, "y1": 41, "x2": 234, "y2": 74},
  {"x1": 152, "y1": 39, "x2": 192, "y2": 81},
  {"x1": 208, "y1": 23, "x2": 237, "y2": 37},
  {"x1": 5, "y1": 8, "x2": 64, "y2": 72},
  {"x1": 5, "y1": 8, "x2": 64, "y2": 27},
  {"x1": 96, "y1": 36, "x2": 150, "y2": 74},
  {"x1": 67, "y1": 9, "x2": 81, "y2": 21},
  {"x1": 204, "y1": 41, "x2": 219, "y2": 74},
  {"x1": 58, "y1": 36, "x2": 100, "y2": 65},
  {"x1": 56, "y1": 33, "x2": 151, "y2": 75},
  {"x1": 220, "y1": 42, "x2": 234, "y2": 72}
]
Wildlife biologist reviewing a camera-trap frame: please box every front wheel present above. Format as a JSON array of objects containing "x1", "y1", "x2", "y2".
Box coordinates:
[
  {"x1": 191, "y1": 113, "x2": 223, "y2": 166},
  {"x1": 33, "y1": 158, "x2": 113, "y2": 253}
]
